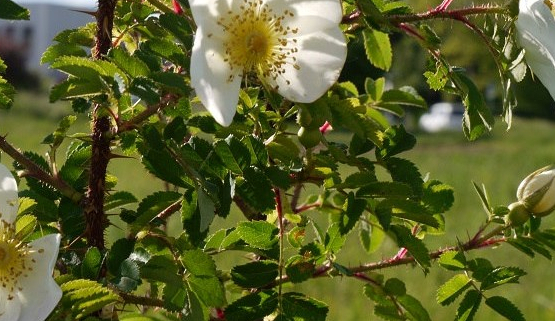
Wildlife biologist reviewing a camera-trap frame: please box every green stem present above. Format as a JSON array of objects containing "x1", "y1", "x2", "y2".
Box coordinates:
[{"x1": 388, "y1": 5, "x2": 509, "y2": 25}]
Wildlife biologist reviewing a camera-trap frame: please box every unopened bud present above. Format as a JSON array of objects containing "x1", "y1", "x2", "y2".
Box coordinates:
[
  {"x1": 516, "y1": 165, "x2": 555, "y2": 217},
  {"x1": 505, "y1": 202, "x2": 531, "y2": 227}
]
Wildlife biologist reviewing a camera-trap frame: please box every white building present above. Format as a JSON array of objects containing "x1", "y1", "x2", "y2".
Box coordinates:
[{"x1": 0, "y1": 0, "x2": 96, "y2": 78}]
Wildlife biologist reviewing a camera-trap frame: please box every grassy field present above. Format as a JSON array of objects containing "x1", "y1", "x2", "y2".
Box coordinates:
[{"x1": 4, "y1": 91, "x2": 555, "y2": 320}]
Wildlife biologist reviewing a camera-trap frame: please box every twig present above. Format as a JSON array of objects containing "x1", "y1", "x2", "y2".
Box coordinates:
[{"x1": 0, "y1": 135, "x2": 82, "y2": 202}]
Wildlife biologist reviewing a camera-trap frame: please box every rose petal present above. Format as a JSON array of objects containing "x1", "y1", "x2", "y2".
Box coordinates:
[
  {"x1": 0, "y1": 290, "x2": 22, "y2": 321},
  {"x1": 17, "y1": 234, "x2": 62, "y2": 321},
  {"x1": 517, "y1": 0, "x2": 555, "y2": 100},
  {"x1": 267, "y1": 0, "x2": 343, "y2": 34},
  {"x1": 190, "y1": 27, "x2": 242, "y2": 126},
  {"x1": 266, "y1": 27, "x2": 347, "y2": 102},
  {"x1": 0, "y1": 164, "x2": 18, "y2": 224}
]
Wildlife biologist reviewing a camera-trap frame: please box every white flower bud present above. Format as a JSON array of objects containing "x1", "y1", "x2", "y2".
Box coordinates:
[{"x1": 516, "y1": 165, "x2": 555, "y2": 216}]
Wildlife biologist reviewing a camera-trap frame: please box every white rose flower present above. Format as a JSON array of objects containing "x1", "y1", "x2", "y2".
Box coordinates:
[
  {"x1": 516, "y1": 165, "x2": 555, "y2": 216},
  {"x1": 516, "y1": 0, "x2": 555, "y2": 100},
  {"x1": 190, "y1": 0, "x2": 348, "y2": 126},
  {"x1": 0, "y1": 164, "x2": 62, "y2": 321}
]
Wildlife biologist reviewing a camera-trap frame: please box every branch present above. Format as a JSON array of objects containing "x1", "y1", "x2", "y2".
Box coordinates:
[
  {"x1": 388, "y1": 5, "x2": 508, "y2": 25},
  {"x1": 0, "y1": 135, "x2": 82, "y2": 202},
  {"x1": 267, "y1": 235, "x2": 507, "y2": 288},
  {"x1": 117, "y1": 94, "x2": 178, "y2": 134},
  {"x1": 84, "y1": 0, "x2": 118, "y2": 250}
]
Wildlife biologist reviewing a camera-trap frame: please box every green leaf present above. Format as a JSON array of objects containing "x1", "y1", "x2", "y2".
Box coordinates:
[
  {"x1": 109, "y1": 47, "x2": 150, "y2": 77},
  {"x1": 104, "y1": 191, "x2": 138, "y2": 212},
  {"x1": 140, "y1": 126, "x2": 193, "y2": 188},
  {"x1": 235, "y1": 166, "x2": 275, "y2": 212},
  {"x1": 365, "y1": 77, "x2": 385, "y2": 101},
  {"x1": 142, "y1": 38, "x2": 187, "y2": 66},
  {"x1": 438, "y1": 251, "x2": 467, "y2": 271},
  {"x1": 357, "y1": 181, "x2": 413, "y2": 199},
  {"x1": 363, "y1": 28, "x2": 392, "y2": 71},
  {"x1": 436, "y1": 274, "x2": 472, "y2": 306},
  {"x1": 163, "y1": 283, "x2": 188, "y2": 312},
  {"x1": 231, "y1": 260, "x2": 279, "y2": 288},
  {"x1": 385, "y1": 157, "x2": 423, "y2": 197},
  {"x1": 485, "y1": 296, "x2": 525, "y2": 321},
  {"x1": 378, "y1": 125, "x2": 417, "y2": 158},
  {"x1": 328, "y1": 98, "x2": 383, "y2": 147},
  {"x1": 159, "y1": 13, "x2": 193, "y2": 46},
  {"x1": 107, "y1": 238, "x2": 135, "y2": 276},
  {"x1": 422, "y1": 180, "x2": 454, "y2": 213},
  {"x1": 456, "y1": 290, "x2": 482, "y2": 321},
  {"x1": 451, "y1": 71, "x2": 494, "y2": 140},
  {"x1": 15, "y1": 214, "x2": 37, "y2": 240},
  {"x1": 374, "y1": 304, "x2": 405, "y2": 321},
  {"x1": 424, "y1": 60, "x2": 449, "y2": 91},
  {"x1": 42, "y1": 115, "x2": 77, "y2": 147},
  {"x1": 359, "y1": 218, "x2": 385, "y2": 253},
  {"x1": 60, "y1": 279, "x2": 119, "y2": 319},
  {"x1": 51, "y1": 56, "x2": 124, "y2": 82},
  {"x1": 81, "y1": 247, "x2": 102, "y2": 280},
  {"x1": 112, "y1": 258, "x2": 141, "y2": 292},
  {"x1": 506, "y1": 238, "x2": 535, "y2": 258},
  {"x1": 225, "y1": 291, "x2": 278, "y2": 321},
  {"x1": 140, "y1": 255, "x2": 182, "y2": 284},
  {"x1": 286, "y1": 256, "x2": 315, "y2": 283},
  {"x1": 151, "y1": 72, "x2": 190, "y2": 95},
  {"x1": 380, "y1": 87, "x2": 426, "y2": 109},
  {"x1": 398, "y1": 294, "x2": 431, "y2": 321},
  {"x1": 480, "y1": 267, "x2": 526, "y2": 291},
  {"x1": 131, "y1": 191, "x2": 182, "y2": 230},
  {"x1": 390, "y1": 225, "x2": 430, "y2": 271},
  {"x1": 0, "y1": 71, "x2": 16, "y2": 109},
  {"x1": 338, "y1": 192, "x2": 366, "y2": 234},
  {"x1": 0, "y1": 0, "x2": 29, "y2": 19},
  {"x1": 41, "y1": 43, "x2": 88, "y2": 65},
  {"x1": 384, "y1": 278, "x2": 406, "y2": 296},
  {"x1": 49, "y1": 78, "x2": 103, "y2": 102},
  {"x1": 377, "y1": 199, "x2": 439, "y2": 228},
  {"x1": 241, "y1": 135, "x2": 268, "y2": 166},
  {"x1": 214, "y1": 135, "x2": 251, "y2": 174},
  {"x1": 324, "y1": 223, "x2": 347, "y2": 253},
  {"x1": 266, "y1": 134, "x2": 301, "y2": 164},
  {"x1": 280, "y1": 292, "x2": 328, "y2": 321},
  {"x1": 181, "y1": 249, "x2": 217, "y2": 276},
  {"x1": 187, "y1": 275, "x2": 226, "y2": 307},
  {"x1": 236, "y1": 221, "x2": 279, "y2": 250}
]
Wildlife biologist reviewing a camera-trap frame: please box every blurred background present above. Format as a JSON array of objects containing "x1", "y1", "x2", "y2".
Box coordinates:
[{"x1": 2, "y1": 0, "x2": 555, "y2": 320}]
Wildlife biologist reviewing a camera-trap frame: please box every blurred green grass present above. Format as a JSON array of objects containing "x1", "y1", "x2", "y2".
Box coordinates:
[{"x1": 4, "y1": 91, "x2": 555, "y2": 320}]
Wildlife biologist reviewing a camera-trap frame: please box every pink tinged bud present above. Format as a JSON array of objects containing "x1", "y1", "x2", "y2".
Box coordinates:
[
  {"x1": 516, "y1": 165, "x2": 555, "y2": 216},
  {"x1": 172, "y1": 0, "x2": 183, "y2": 15}
]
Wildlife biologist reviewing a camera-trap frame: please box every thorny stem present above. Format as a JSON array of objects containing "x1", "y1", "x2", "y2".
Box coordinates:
[
  {"x1": 84, "y1": 0, "x2": 117, "y2": 250},
  {"x1": 388, "y1": 5, "x2": 508, "y2": 25},
  {"x1": 117, "y1": 94, "x2": 178, "y2": 134},
  {"x1": 341, "y1": 5, "x2": 508, "y2": 29},
  {"x1": 267, "y1": 234, "x2": 507, "y2": 288},
  {"x1": 0, "y1": 135, "x2": 82, "y2": 202},
  {"x1": 274, "y1": 188, "x2": 285, "y2": 313}
]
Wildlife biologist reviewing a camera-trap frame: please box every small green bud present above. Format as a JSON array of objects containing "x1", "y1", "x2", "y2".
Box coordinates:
[
  {"x1": 517, "y1": 165, "x2": 555, "y2": 217},
  {"x1": 505, "y1": 202, "x2": 531, "y2": 227},
  {"x1": 297, "y1": 126, "x2": 322, "y2": 149},
  {"x1": 296, "y1": 106, "x2": 313, "y2": 127}
]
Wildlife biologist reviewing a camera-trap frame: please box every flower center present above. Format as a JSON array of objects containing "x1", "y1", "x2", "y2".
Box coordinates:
[
  {"x1": 217, "y1": 0, "x2": 300, "y2": 82},
  {"x1": 0, "y1": 220, "x2": 33, "y2": 300}
]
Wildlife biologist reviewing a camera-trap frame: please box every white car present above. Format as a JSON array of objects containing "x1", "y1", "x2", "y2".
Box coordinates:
[{"x1": 418, "y1": 102, "x2": 464, "y2": 133}]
